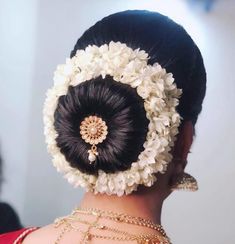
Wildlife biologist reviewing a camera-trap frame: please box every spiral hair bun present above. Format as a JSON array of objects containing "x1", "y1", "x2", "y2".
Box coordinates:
[{"x1": 53, "y1": 76, "x2": 149, "y2": 175}]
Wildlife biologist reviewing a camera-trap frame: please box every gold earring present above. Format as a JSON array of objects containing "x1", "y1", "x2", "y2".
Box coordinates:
[{"x1": 171, "y1": 172, "x2": 198, "y2": 192}]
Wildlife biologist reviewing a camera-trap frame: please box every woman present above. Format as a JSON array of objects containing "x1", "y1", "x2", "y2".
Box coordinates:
[{"x1": 0, "y1": 10, "x2": 206, "y2": 244}]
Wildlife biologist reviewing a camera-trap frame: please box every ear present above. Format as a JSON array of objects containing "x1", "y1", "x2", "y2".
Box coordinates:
[{"x1": 172, "y1": 120, "x2": 194, "y2": 173}]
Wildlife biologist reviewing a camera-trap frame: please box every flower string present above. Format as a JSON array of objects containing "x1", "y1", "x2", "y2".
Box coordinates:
[{"x1": 43, "y1": 41, "x2": 182, "y2": 196}]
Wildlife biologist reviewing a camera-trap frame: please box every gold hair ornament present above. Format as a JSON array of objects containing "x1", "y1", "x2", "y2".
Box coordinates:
[{"x1": 80, "y1": 115, "x2": 108, "y2": 163}]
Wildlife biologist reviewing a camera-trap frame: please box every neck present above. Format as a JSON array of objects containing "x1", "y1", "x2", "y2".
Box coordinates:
[{"x1": 79, "y1": 187, "x2": 164, "y2": 225}]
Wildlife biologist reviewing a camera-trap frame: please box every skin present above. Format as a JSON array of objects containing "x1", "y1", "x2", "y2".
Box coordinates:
[{"x1": 23, "y1": 120, "x2": 194, "y2": 244}]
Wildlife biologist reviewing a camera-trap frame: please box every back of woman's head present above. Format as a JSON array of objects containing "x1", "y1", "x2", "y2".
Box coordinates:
[
  {"x1": 48, "y1": 10, "x2": 206, "y2": 194},
  {"x1": 70, "y1": 10, "x2": 206, "y2": 125}
]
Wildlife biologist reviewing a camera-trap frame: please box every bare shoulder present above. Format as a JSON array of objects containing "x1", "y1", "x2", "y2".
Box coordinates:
[{"x1": 22, "y1": 224, "x2": 59, "y2": 244}]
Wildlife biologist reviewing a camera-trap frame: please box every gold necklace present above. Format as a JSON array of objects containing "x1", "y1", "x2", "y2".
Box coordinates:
[
  {"x1": 75, "y1": 207, "x2": 168, "y2": 237},
  {"x1": 53, "y1": 207, "x2": 171, "y2": 244}
]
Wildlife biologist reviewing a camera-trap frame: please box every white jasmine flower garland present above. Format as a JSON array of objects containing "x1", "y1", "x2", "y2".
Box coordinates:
[{"x1": 43, "y1": 41, "x2": 182, "y2": 196}]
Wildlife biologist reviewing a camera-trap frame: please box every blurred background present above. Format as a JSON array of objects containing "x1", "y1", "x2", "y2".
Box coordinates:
[{"x1": 0, "y1": 0, "x2": 234, "y2": 243}]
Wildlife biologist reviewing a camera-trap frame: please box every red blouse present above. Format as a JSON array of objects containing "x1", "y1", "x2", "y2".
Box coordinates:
[{"x1": 0, "y1": 227, "x2": 39, "y2": 244}]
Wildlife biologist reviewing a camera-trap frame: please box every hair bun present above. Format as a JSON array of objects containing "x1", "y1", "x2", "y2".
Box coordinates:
[
  {"x1": 44, "y1": 40, "x2": 183, "y2": 195},
  {"x1": 54, "y1": 75, "x2": 149, "y2": 175}
]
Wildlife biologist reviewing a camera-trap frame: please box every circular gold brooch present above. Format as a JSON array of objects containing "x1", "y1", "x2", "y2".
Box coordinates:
[{"x1": 80, "y1": 115, "x2": 108, "y2": 163}]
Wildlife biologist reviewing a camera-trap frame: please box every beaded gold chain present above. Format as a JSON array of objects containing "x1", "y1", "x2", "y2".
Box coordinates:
[
  {"x1": 53, "y1": 207, "x2": 171, "y2": 244},
  {"x1": 75, "y1": 207, "x2": 168, "y2": 237}
]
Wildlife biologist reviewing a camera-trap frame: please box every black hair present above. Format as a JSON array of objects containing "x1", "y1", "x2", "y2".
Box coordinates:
[
  {"x1": 54, "y1": 76, "x2": 149, "y2": 174},
  {"x1": 54, "y1": 10, "x2": 206, "y2": 175}
]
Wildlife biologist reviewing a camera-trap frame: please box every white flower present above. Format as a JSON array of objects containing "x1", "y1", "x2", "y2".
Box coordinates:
[
  {"x1": 126, "y1": 172, "x2": 141, "y2": 186},
  {"x1": 43, "y1": 41, "x2": 182, "y2": 196},
  {"x1": 114, "y1": 174, "x2": 126, "y2": 191},
  {"x1": 136, "y1": 84, "x2": 151, "y2": 99}
]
